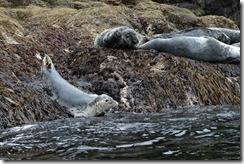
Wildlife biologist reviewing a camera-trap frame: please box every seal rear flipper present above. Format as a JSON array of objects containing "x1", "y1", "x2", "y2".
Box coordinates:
[
  {"x1": 43, "y1": 54, "x2": 54, "y2": 70},
  {"x1": 225, "y1": 57, "x2": 240, "y2": 63}
]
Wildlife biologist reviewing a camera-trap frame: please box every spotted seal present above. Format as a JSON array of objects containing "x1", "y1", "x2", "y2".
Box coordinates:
[
  {"x1": 42, "y1": 54, "x2": 118, "y2": 117},
  {"x1": 94, "y1": 26, "x2": 143, "y2": 49},
  {"x1": 138, "y1": 36, "x2": 240, "y2": 63}
]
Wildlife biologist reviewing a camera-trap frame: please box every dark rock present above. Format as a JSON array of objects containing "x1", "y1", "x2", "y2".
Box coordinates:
[
  {"x1": 204, "y1": 0, "x2": 240, "y2": 27},
  {"x1": 152, "y1": 0, "x2": 240, "y2": 27}
]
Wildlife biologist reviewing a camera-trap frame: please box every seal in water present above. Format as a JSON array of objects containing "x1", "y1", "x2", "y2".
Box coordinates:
[
  {"x1": 147, "y1": 27, "x2": 232, "y2": 44},
  {"x1": 94, "y1": 26, "x2": 143, "y2": 49},
  {"x1": 42, "y1": 54, "x2": 118, "y2": 117},
  {"x1": 138, "y1": 36, "x2": 240, "y2": 63}
]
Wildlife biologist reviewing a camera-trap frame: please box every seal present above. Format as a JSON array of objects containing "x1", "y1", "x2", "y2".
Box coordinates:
[
  {"x1": 94, "y1": 26, "x2": 143, "y2": 49},
  {"x1": 42, "y1": 54, "x2": 118, "y2": 117},
  {"x1": 231, "y1": 42, "x2": 240, "y2": 47},
  {"x1": 138, "y1": 36, "x2": 240, "y2": 63},
  {"x1": 209, "y1": 28, "x2": 240, "y2": 44},
  {"x1": 147, "y1": 27, "x2": 231, "y2": 44}
]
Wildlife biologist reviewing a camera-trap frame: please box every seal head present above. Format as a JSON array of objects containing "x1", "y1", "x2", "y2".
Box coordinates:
[
  {"x1": 94, "y1": 26, "x2": 142, "y2": 49},
  {"x1": 69, "y1": 94, "x2": 119, "y2": 117},
  {"x1": 120, "y1": 29, "x2": 140, "y2": 48}
]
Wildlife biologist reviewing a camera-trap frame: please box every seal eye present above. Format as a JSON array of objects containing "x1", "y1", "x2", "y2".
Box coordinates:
[
  {"x1": 105, "y1": 99, "x2": 109, "y2": 103},
  {"x1": 125, "y1": 34, "x2": 130, "y2": 39}
]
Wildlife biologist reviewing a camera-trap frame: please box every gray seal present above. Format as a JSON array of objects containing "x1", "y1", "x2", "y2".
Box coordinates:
[
  {"x1": 231, "y1": 42, "x2": 240, "y2": 47},
  {"x1": 94, "y1": 26, "x2": 143, "y2": 49},
  {"x1": 42, "y1": 55, "x2": 118, "y2": 117},
  {"x1": 138, "y1": 36, "x2": 240, "y2": 63},
  {"x1": 209, "y1": 28, "x2": 240, "y2": 44},
  {"x1": 147, "y1": 27, "x2": 232, "y2": 44}
]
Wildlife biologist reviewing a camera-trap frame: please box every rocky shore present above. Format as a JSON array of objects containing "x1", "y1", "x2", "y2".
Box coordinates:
[{"x1": 0, "y1": 0, "x2": 240, "y2": 128}]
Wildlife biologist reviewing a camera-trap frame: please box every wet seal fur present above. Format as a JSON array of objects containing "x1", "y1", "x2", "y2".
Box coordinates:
[
  {"x1": 42, "y1": 55, "x2": 118, "y2": 117},
  {"x1": 138, "y1": 36, "x2": 240, "y2": 63},
  {"x1": 94, "y1": 26, "x2": 143, "y2": 49}
]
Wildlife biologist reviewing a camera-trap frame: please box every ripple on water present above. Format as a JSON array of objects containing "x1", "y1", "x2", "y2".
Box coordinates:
[
  {"x1": 163, "y1": 150, "x2": 180, "y2": 155},
  {"x1": 194, "y1": 132, "x2": 215, "y2": 139},
  {"x1": 0, "y1": 105, "x2": 240, "y2": 160},
  {"x1": 77, "y1": 145, "x2": 114, "y2": 151},
  {"x1": 116, "y1": 137, "x2": 165, "y2": 148}
]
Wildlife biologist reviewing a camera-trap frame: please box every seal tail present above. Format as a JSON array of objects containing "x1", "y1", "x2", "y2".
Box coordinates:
[{"x1": 43, "y1": 54, "x2": 54, "y2": 70}]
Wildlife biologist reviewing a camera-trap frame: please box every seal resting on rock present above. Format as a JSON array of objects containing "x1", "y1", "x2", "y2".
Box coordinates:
[
  {"x1": 147, "y1": 27, "x2": 232, "y2": 44},
  {"x1": 94, "y1": 26, "x2": 143, "y2": 49},
  {"x1": 209, "y1": 28, "x2": 240, "y2": 44},
  {"x1": 42, "y1": 54, "x2": 118, "y2": 117},
  {"x1": 231, "y1": 42, "x2": 240, "y2": 47},
  {"x1": 138, "y1": 36, "x2": 240, "y2": 63}
]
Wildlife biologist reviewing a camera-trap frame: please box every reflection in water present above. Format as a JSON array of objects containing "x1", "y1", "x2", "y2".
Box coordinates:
[{"x1": 0, "y1": 105, "x2": 240, "y2": 160}]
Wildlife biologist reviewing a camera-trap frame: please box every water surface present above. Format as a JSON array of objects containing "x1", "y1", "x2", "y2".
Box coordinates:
[{"x1": 0, "y1": 105, "x2": 240, "y2": 160}]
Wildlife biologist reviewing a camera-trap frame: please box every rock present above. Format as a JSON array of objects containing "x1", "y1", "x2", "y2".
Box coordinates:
[
  {"x1": 152, "y1": 0, "x2": 206, "y2": 16},
  {"x1": 68, "y1": 47, "x2": 240, "y2": 112},
  {"x1": 134, "y1": 1, "x2": 201, "y2": 34},
  {"x1": 204, "y1": 0, "x2": 240, "y2": 27},
  {"x1": 0, "y1": 0, "x2": 240, "y2": 128},
  {"x1": 0, "y1": 0, "x2": 11, "y2": 7},
  {"x1": 1, "y1": 0, "x2": 137, "y2": 7},
  {"x1": 152, "y1": 0, "x2": 240, "y2": 27}
]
